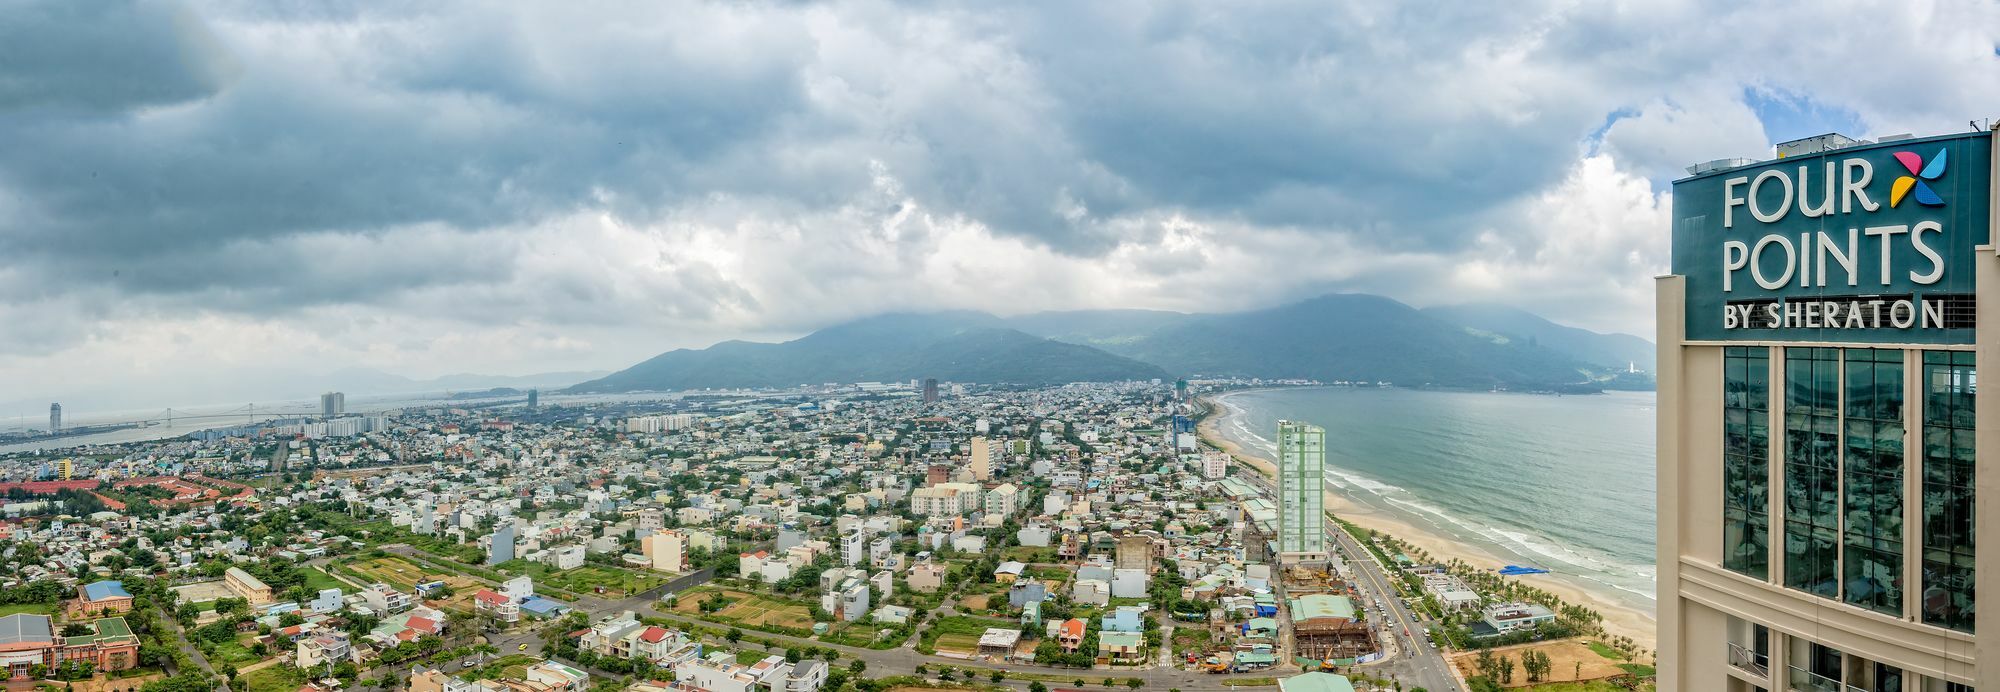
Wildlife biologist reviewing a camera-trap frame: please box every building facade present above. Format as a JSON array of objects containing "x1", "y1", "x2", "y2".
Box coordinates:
[
  {"x1": 1277, "y1": 420, "x2": 1327, "y2": 564},
  {"x1": 1659, "y1": 130, "x2": 1995, "y2": 691}
]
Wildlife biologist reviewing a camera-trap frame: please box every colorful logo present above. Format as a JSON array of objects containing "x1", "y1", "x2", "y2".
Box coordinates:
[{"x1": 1890, "y1": 148, "x2": 1947, "y2": 208}]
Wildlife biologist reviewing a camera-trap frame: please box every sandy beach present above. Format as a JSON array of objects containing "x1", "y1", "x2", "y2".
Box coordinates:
[{"x1": 1197, "y1": 392, "x2": 1659, "y2": 653}]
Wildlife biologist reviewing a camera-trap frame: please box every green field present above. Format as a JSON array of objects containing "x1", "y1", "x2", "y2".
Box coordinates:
[
  {"x1": 208, "y1": 638, "x2": 264, "y2": 665},
  {"x1": 237, "y1": 665, "x2": 309, "y2": 692},
  {"x1": 923, "y1": 615, "x2": 1016, "y2": 653},
  {"x1": 300, "y1": 566, "x2": 346, "y2": 592},
  {"x1": 0, "y1": 603, "x2": 55, "y2": 617},
  {"x1": 500, "y1": 561, "x2": 666, "y2": 596}
]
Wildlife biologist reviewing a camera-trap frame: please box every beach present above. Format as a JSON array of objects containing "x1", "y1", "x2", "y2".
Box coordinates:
[{"x1": 1197, "y1": 390, "x2": 1659, "y2": 653}]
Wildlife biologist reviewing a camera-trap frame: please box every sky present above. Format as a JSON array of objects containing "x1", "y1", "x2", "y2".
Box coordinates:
[{"x1": 2, "y1": 0, "x2": 1998, "y2": 412}]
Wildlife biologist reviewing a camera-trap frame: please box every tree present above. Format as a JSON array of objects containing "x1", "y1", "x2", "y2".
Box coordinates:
[
  {"x1": 849, "y1": 660, "x2": 866, "y2": 675},
  {"x1": 1030, "y1": 684, "x2": 1048, "y2": 692},
  {"x1": 1125, "y1": 679, "x2": 1143, "y2": 689},
  {"x1": 726, "y1": 628, "x2": 743, "y2": 644},
  {"x1": 1499, "y1": 655, "x2": 1515, "y2": 684}
]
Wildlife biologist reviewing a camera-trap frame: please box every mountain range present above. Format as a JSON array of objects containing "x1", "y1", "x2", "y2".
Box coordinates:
[{"x1": 570, "y1": 293, "x2": 1654, "y2": 393}]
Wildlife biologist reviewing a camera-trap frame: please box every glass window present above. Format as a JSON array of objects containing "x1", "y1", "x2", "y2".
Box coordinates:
[
  {"x1": 1785, "y1": 347, "x2": 1841, "y2": 598},
  {"x1": 1921, "y1": 351, "x2": 1975, "y2": 632},
  {"x1": 1788, "y1": 638, "x2": 1843, "y2": 692},
  {"x1": 1724, "y1": 346, "x2": 1771, "y2": 579},
  {"x1": 1843, "y1": 349, "x2": 1904, "y2": 615}
]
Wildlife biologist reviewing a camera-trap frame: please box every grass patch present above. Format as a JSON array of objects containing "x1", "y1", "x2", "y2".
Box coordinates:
[
  {"x1": 1617, "y1": 663, "x2": 1656, "y2": 677},
  {"x1": 207, "y1": 639, "x2": 263, "y2": 665},
  {"x1": 1222, "y1": 678, "x2": 1277, "y2": 687},
  {"x1": 0, "y1": 603, "x2": 54, "y2": 617},
  {"x1": 499, "y1": 561, "x2": 666, "y2": 597},
  {"x1": 922, "y1": 616, "x2": 1016, "y2": 653},
  {"x1": 1585, "y1": 641, "x2": 1629, "y2": 660},
  {"x1": 299, "y1": 566, "x2": 345, "y2": 592},
  {"x1": 735, "y1": 650, "x2": 770, "y2": 665},
  {"x1": 237, "y1": 666, "x2": 309, "y2": 692},
  {"x1": 670, "y1": 587, "x2": 817, "y2": 631}
]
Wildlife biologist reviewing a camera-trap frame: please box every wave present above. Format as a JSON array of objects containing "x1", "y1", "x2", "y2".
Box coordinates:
[{"x1": 1212, "y1": 395, "x2": 1657, "y2": 605}]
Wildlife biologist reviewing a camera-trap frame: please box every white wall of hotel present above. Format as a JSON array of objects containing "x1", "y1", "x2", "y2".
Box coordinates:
[{"x1": 1656, "y1": 133, "x2": 2000, "y2": 690}]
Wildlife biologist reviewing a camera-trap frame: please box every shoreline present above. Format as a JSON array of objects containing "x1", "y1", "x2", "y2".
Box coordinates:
[{"x1": 1195, "y1": 389, "x2": 1658, "y2": 653}]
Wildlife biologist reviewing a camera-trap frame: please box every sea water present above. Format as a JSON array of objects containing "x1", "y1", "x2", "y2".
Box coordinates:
[{"x1": 1216, "y1": 386, "x2": 1657, "y2": 614}]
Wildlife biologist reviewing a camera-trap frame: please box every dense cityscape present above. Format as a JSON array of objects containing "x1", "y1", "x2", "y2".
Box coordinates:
[{"x1": 0, "y1": 380, "x2": 1636, "y2": 692}]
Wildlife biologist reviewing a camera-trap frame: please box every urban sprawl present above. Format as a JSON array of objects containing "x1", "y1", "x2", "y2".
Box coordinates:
[{"x1": 0, "y1": 380, "x2": 1634, "y2": 692}]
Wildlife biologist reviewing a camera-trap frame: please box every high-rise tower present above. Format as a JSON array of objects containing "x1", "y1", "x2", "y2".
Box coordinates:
[{"x1": 1277, "y1": 419, "x2": 1327, "y2": 564}]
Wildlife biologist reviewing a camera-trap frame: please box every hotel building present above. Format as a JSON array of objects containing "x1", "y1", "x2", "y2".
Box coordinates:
[
  {"x1": 1659, "y1": 129, "x2": 1995, "y2": 691},
  {"x1": 1277, "y1": 420, "x2": 1328, "y2": 564}
]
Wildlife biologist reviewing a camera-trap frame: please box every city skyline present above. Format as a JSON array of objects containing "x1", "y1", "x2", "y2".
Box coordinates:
[{"x1": 4, "y1": 1, "x2": 1998, "y2": 412}]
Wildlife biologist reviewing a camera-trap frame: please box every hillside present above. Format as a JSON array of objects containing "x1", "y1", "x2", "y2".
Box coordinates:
[
  {"x1": 1421, "y1": 303, "x2": 1654, "y2": 371},
  {"x1": 574, "y1": 293, "x2": 1651, "y2": 393},
  {"x1": 568, "y1": 316, "x2": 1166, "y2": 392}
]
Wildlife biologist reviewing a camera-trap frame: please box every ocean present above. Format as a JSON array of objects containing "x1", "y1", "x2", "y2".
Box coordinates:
[{"x1": 1213, "y1": 386, "x2": 1658, "y2": 615}]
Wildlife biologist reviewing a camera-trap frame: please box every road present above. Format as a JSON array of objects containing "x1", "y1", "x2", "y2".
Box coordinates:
[
  {"x1": 1238, "y1": 469, "x2": 1463, "y2": 692},
  {"x1": 156, "y1": 603, "x2": 231, "y2": 692}
]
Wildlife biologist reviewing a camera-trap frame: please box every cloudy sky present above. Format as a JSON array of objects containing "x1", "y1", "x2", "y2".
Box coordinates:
[{"x1": 2, "y1": 0, "x2": 1997, "y2": 412}]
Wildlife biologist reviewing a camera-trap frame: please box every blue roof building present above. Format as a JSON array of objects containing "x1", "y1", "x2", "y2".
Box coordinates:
[
  {"x1": 520, "y1": 597, "x2": 571, "y2": 618},
  {"x1": 82, "y1": 581, "x2": 131, "y2": 602}
]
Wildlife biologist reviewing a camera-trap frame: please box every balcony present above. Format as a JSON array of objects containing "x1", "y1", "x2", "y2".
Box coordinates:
[
  {"x1": 1788, "y1": 667, "x2": 1839, "y2": 692},
  {"x1": 1728, "y1": 642, "x2": 1769, "y2": 677}
]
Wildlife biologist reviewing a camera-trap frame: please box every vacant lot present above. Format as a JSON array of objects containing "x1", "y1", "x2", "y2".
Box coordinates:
[
  {"x1": 673, "y1": 588, "x2": 816, "y2": 630},
  {"x1": 1450, "y1": 639, "x2": 1634, "y2": 687},
  {"x1": 502, "y1": 561, "x2": 666, "y2": 597},
  {"x1": 924, "y1": 615, "x2": 1016, "y2": 654},
  {"x1": 346, "y1": 555, "x2": 486, "y2": 610},
  {"x1": 171, "y1": 581, "x2": 237, "y2": 605}
]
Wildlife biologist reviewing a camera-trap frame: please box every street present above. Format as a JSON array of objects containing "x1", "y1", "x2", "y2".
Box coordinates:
[{"x1": 1238, "y1": 469, "x2": 1463, "y2": 692}]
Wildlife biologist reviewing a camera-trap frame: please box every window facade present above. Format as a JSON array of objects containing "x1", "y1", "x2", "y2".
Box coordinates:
[
  {"x1": 1724, "y1": 346, "x2": 1771, "y2": 579},
  {"x1": 1842, "y1": 348, "x2": 1904, "y2": 615},
  {"x1": 1921, "y1": 351, "x2": 1975, "y2": 632},
  {"x1": 1785, "y1": 347, "x2": 1841, "y2": 599}
]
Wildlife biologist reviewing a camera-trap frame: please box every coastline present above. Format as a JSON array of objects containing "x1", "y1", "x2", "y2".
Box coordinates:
[{"x1": 1195, "y1": 389, "x2": 1659, "y2": 653}]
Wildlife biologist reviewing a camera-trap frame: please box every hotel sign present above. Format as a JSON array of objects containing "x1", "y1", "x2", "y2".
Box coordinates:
[{"x1": 1671, "y1": 132, "x2": 1992, "y2": 344}]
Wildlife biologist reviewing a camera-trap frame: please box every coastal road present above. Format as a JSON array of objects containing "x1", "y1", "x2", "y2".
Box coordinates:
[{"x1": 1238, "y1": 469, "x2": 1463, "y2": 692}]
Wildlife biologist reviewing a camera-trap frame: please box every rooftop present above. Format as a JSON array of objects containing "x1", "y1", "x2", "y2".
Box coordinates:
[
  {"x1": 1278, "y1": 672, "x2": 1357, "y2": 692},
  {"x1": 82, "y1": 580, "x2": 131, "y2": 601},
  {"x1": 0, "y1": 613, "x2": 52, "y2": 645}
]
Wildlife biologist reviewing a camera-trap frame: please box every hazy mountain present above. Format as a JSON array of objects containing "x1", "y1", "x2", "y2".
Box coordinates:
[
  {"x1": 1079, "y1": 293, "x2": 1606, "y2": 388},
  {"x1": 1001, "y1": 309, "x2": 1190, "y2": 347},
  {"x1": 1422, "y1": 303, "x2": 1654, "y2": 371},
  {"x1": 322, "y1": 368, "x2": 609, "y2": 395},
  {"x1": 578, "y1": 293, "x2": 1651, "y2": 394},
  {"x1": 569, "y1": 315, "x2": 1168, "y2": 392}
]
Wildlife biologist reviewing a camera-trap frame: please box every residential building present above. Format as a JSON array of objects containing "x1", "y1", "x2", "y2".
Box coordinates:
[
  {"x1": 908, "y1": 562, "x2": 948, "y2": 593},
  {"x1": 969, "y1": 436, "x2": 993, "y2": 481},
  {"x1": 642, "y1": 529, "x2": 686, "y2": 573},
  {"x1": 544, "y1": 545, "x2": 585, "y2": 570},
  {"x1": 362, "y1": 584, "x2": 413, "y2": 614},
  {"x1": 910, "y1": 483, "x2": 980, "y2": 517},
  {"x1": 486, "y1": 522, "x2": 516, "y2": 566},
  {"x1": 984, "y1": 483, "x2": 1019, "y2": 517},
  {"x1": 1277, "y1": 420, "x2": 1327, "y2": 564},
  {"x1": 473, "y1": 589, "x2": 519, "y2": 623},
  {"x1": 296, "y1": 631, "x2": 352, "y2": 671}
]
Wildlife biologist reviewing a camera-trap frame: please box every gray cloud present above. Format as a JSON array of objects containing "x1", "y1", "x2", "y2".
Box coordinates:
[
  {"x1": 0, "y1": 0, "x2": 237, "y2": 112},
  {"x1": 1, "y1": 0, "x2": 1997, "y2": 407}
]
